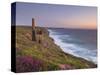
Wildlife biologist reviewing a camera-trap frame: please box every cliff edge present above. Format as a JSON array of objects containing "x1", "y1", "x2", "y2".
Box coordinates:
[{"x1": 16, "y1": 26, "x2": 97, "y2": 72}]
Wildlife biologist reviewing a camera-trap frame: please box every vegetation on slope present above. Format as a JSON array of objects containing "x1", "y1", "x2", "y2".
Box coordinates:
[{"x1": 16, "y1": 26, "x2": 97, "y2": 72}]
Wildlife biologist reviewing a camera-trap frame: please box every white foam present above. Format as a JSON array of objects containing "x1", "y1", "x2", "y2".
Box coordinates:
[{"x1": 48, "y1": 29, "x2": 97, "y2": 64}]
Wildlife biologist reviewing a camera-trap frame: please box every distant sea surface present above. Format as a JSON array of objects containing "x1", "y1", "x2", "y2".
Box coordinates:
[{"x1": 48, "y1": 28, "x2": 97, "y2": 64}]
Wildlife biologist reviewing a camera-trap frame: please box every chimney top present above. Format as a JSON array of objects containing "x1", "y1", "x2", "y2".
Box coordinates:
[{"x1": 32, "y1": 18, "x2": 35, "y2": 29}]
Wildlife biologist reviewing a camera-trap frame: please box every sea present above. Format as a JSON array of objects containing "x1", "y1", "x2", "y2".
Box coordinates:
[{"x1": 48, "y1": 28, "x2": 97, "y2": 64}]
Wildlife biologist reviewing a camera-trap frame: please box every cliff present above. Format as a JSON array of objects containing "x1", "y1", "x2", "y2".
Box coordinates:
[{"x1": 16, "y1": 26, "x2": 97, "y2": 72}]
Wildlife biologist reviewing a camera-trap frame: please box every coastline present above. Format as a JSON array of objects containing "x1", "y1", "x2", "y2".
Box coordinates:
[
  {"x1": 47, "y1": 28, "x2": 97, "y2": 64},
  {"x1": 16, "y1": 26, "x2": 97, "y2": 72},
  {"x1": 42, "y1": 27, "x2": 97, "y2": 66},
  {"x1": 47, "y1": 30, "x2": 97, "y2": 68}
]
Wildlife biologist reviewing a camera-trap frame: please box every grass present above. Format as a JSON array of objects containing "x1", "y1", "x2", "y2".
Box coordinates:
[{"x1": 16, "y1": 26, "x2": 97, "y2": 72}]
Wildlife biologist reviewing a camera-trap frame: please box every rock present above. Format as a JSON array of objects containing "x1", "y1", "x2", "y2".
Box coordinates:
[
  {"x1": 25, "y1": 33, "x2": 32, "y2": 40},
  {"x1": 59, "y1": 64, "x2": 73, "y2": 70}
]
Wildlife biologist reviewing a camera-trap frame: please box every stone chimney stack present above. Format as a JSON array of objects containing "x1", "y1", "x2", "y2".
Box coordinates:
[
  {"x1": 32, "y1": 18, "x2": 35, "y2": 30},
  {"x1": 32, "y1": 18, "x2": 36, "y2": 41}
]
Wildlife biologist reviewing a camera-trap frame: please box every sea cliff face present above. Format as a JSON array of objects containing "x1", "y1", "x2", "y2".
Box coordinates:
[{"x1": 16, "y1": 26, "x2": 97, "y2": 73}]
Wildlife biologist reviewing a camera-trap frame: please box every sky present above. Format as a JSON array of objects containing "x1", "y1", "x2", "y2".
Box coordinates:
[{"x1": 15, "y1": 2, "x2": 97, "y2": 29}]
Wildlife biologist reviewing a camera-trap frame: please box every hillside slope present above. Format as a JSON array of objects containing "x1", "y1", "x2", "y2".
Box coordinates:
[{"x1": 16, "y1": 26, "x2": 97, "y2": 72}]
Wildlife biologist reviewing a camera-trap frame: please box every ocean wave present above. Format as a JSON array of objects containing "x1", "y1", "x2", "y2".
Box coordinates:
[{"x1": 48, "y1": 29, "x2": 97, "y2": 64}]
